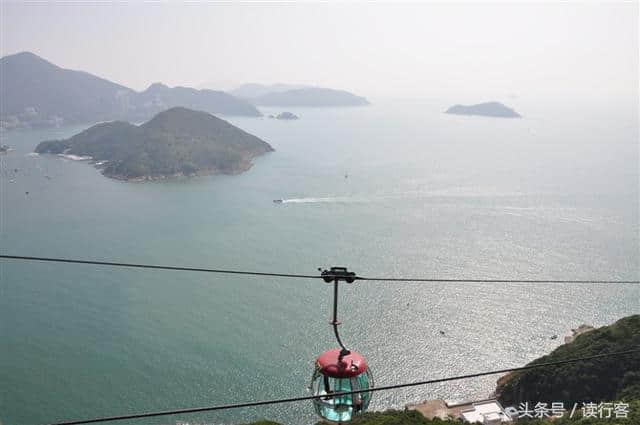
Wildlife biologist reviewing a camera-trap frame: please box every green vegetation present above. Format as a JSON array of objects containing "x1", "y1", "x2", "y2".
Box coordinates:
[
  {"x1": 35, "y1": 107, "x2": 274, "y2": 180},
  {"x1": 497, "y1": 315, "x2": 640, "y2": 405}
]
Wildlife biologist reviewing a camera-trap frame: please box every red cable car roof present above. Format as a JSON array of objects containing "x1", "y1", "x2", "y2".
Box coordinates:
[{"x1": 316, "y1": 348, "x2": 368, "y2": 378}]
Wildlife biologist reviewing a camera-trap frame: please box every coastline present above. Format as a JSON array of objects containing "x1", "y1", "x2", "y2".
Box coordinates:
[
  {"x1": 101, "y1": 160, "x2": 255, "y2": 182},
  {"x1": 34, "y1": 151, "x2": 261, "y2": 182},
  {"x1": 406, "y1": 323, "x2": 597, "y2": 421}
]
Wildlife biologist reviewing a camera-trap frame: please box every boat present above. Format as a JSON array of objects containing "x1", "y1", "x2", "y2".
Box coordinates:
[{"x1": 273, "y1": 199, "x2": 284, "y2": 204}]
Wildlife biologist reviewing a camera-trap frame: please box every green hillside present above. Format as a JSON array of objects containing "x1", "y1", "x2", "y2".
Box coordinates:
[{"x1": 497, "y1": 315, "x2": 640, "y2": 405}]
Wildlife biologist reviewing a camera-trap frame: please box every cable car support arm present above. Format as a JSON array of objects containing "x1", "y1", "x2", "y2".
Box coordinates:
[{"x1": 320, "y1": 267, "x2": 357, "y2": 358}]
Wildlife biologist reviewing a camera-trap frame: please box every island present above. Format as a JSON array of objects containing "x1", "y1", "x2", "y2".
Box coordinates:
[
  {"x1": 250, "y1": 87, "x2": 369, "y2": 107},
  {"x1": 275, "y1": 112, "x2": 299, "y2": 120},
  {"x1": 445, "y1": 101, "x2": 521, "y2": 118},
  {"x1": 228, "y1": 83, "x2": 310, "y2": 99},
  {"x1": 35, "y1": 107, "x2": 274, "y2": 181},
  {"x1": 0, "y1": 145, "x2": 10, "y2": 154}
]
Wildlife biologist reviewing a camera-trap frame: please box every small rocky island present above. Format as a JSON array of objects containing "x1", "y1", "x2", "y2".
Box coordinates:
[
  {"x1": 35, "y1": 107, "x2": 274, "y2": 181},
  {"x1": 445, "y1": 101, "x2": 521, "y2": 118},
  {"x1": 275, "y1": 112, "x2": 299, "y2": 120}
]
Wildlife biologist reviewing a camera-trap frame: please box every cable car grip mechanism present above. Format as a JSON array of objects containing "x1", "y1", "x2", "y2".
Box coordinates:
[{"x1": 318, "y1": 267, "x2": 357, "y2": 361}]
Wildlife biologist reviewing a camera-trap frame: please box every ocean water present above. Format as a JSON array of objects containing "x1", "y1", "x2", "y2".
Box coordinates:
[{"x1": 1, "y1": 98, "x2": 638, "y2": 425}]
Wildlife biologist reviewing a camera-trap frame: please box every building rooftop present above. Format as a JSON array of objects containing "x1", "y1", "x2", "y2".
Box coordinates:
[{"x1": 459, "y1": 400, "x2": 512, "y2": 424}]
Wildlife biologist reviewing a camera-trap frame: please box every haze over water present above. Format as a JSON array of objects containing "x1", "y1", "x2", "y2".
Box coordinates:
[{"x1": 1, "y1": 97, "x2": 638, "y2": 425}]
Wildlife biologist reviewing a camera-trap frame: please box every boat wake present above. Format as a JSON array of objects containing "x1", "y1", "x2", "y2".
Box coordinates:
[
  {"x1": 277, "y1": 188, "x2": 523, "y2": 205},
  {"x1": 280, "y1": 196, "x2": 361, "y2": 204}
]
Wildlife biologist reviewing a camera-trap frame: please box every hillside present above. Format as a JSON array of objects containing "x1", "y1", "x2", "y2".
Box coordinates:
[
  {"x1": 35, "y1": 107, "x2": 273, "y2": 180},
  {"x1": 0, "y1": 52, "x2": 133, "y2": 129},
  {"x1": 497, "y1": 315, "x2": 640, "y2": 405},
  {"x1": 250, "y1": 87, "x2": 370, "y2": 107},
  {"x1": 0, "y1": 52, "x2": 261, "y2": 131},
  {"x1": 444, "y1": 101, "x2": 521, "y2": 118},
  {"x1": 130, "y1": 82, "x2": 261, "y2": 120}
]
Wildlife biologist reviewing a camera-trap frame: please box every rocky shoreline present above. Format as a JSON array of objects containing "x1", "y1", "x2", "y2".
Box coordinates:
[{"x1": 102, "y1": 162, "x2": 254, "y2": 182}]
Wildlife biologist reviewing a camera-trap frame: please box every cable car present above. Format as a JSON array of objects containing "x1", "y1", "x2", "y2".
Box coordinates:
[
  {"x1": 310, "y1": 267, "x2": 374, "y2": 423},
  {"x1": 310, "y1": 348, "x2": 374, "y2": 422}
]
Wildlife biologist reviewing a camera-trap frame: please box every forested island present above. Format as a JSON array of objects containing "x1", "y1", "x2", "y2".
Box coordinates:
[
  {"x1": 35, "y1": 107, "x2": 274, "y2": 181},
  {"x1": 445, "y1": 102, "x2": 521, "y2": 118}
]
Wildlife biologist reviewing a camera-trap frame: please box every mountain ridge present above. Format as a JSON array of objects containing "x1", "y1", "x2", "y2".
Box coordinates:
[
  {"x1": 0, "y1": 52, "x2": 261, "y2": 131},
  {"x1": 228, "y1": 83, "x2": 311, "y2": 99},
  {"x1": 251, "y1": 87, "x2": 369, "y2": 107}
]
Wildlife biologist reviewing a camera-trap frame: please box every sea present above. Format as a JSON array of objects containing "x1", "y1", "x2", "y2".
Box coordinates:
[{"x1": 1, "y1": 97, "x2": 638, "y2": 425}]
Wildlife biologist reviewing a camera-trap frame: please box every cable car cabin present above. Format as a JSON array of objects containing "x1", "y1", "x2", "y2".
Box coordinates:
[{"x1": 310, "y1": 348, "x2": 374, "y2": 423}]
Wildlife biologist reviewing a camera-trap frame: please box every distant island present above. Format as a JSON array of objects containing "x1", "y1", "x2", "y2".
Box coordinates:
[
  {"x1": 445, "y1": 101, "x2": 521, "y2": 118},
  {"x1": 35, "y1": 107, "x2": 274, "y2": 181},
  {"x1": 275, "y1": 112, "x2": 299, "y2": 120},
  {"x1": 228, "y1": 83, "x2": 311, "y2": 99},
  {"x1": 0, "y1": 52, "x2": 261, "y2": 131},
  {"x1": 132, "y1": 82, "x2": 261, "y2": 119},
  {"x1": 228, "y1": 83, "x2": 370, "y2": 107}
]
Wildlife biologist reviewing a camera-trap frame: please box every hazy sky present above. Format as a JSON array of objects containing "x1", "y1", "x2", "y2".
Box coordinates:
[{"x1": 2, "y1": 2, "x2": 637, "y2": 101}]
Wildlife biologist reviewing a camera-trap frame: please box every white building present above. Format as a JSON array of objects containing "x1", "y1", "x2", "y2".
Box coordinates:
[{"x1": 459, "y1": 400, "x2": 513, "y2": 424}]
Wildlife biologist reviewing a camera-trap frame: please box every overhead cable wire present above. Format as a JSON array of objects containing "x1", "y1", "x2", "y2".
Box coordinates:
[
  {"x1": 1, "y1": 255, "x2": 638, "y2": 284},
  {"x1": 0, "y1": 255, "x2": 323, "y2": 279},
  {"x1": 355, "y1": 276, "x2": 640, "y2": 284},
  {"x1": 47, "y1": 348, "x2": 640, "y2": 425}
]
